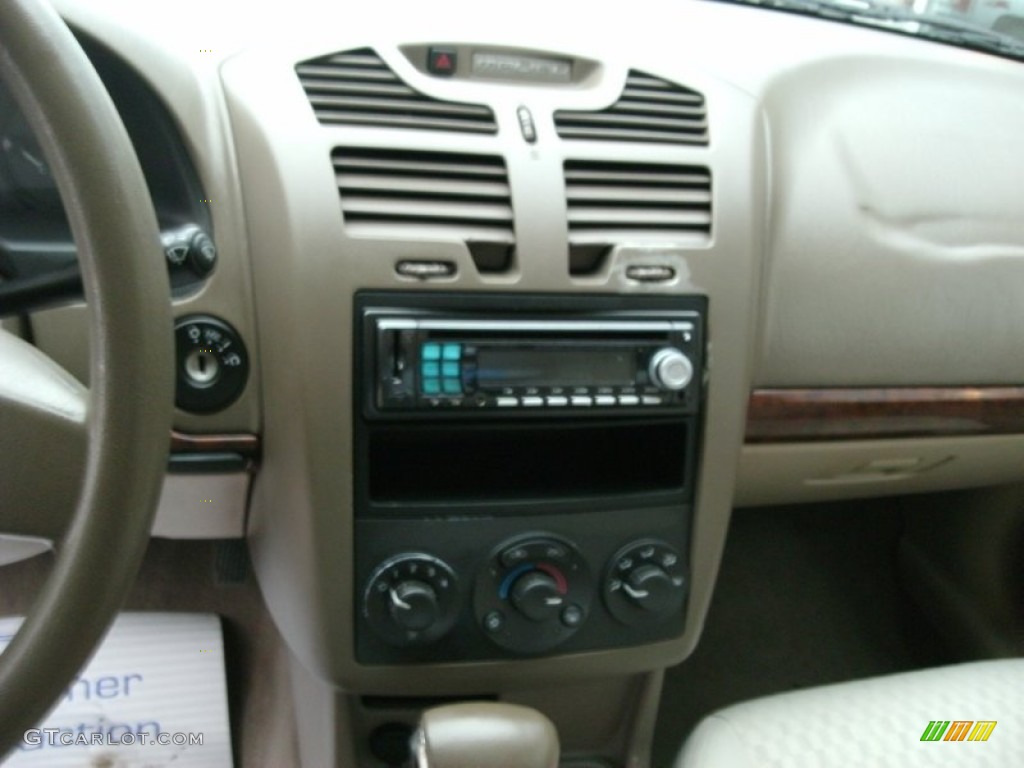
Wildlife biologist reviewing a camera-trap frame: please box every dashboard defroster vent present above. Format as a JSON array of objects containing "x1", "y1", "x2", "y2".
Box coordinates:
[
  {"x1": 297, "y1": 49, "x2": 497, "y2": 134},
  {"x1": 564, "y1": 160, "x2": 712, "y2": 273},
  {"x1": 333, "y1": 148, "x2": 515, "y2": 272},
  {"x1": 555, "y1": 71, "x2": 708, "y2": 145}
]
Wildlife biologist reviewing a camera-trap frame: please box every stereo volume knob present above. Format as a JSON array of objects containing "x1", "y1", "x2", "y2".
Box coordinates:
[{"x1": 648, "y1": 347, "x2": 693, "y2": 391}]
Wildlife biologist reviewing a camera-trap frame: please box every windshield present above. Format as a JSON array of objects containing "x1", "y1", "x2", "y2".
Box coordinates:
[{"x1": 709, "y1": 0, "x2": 1024, "y2": 61}]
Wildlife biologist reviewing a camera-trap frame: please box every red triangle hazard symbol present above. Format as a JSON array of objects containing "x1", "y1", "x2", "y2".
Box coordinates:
[{"x1": 436, "y1": 53, "x2": 452, "y2": 69}]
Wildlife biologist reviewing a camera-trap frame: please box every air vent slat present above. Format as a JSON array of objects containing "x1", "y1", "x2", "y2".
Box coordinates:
[
  {"x1": 315, "y1": 113, "x2": 498, "y2": 133},
  {"x1": 556, "y1": 127, "x2": 706, "y2": 144},
  {"x1": 555, "y1": 69, "x2": 708, "y2": 146},
  {"x1": 324, "y1": 53, "x2": 387, "y2": 67},
  {"x1": 333, "y1": 148, "x2": 516, "y2": 261},
  {"x1": 567, "y1": 186, "x2": 711, "y2": 205},
  {"x1": 335, "y1": 157, "x2": 506, "y2": 179},
  {"x1": 298, "y1": 48, "x2": 497, "y2": 134},
  {"x1": 342, "y1": 220, "x2": 516, "y2": 244},
  {"x1": 564, "y1": 169, "x2": 710, "y2": 186},
  {"x1": 564, "y1": 160, "x2": 712, "y2": 250},
  {"x1": 556, "y1": 112, "x2": 708, "y2": 132},
  {"x1": 568, "y1": 209, "x2": 711, "y2": 227},
  {"x1": 295, "y1": 65, "x2": 401, "y2": 82},
  {"x1": 611, "y1": 101, "x2": 707, "y2": 118},
  {"x1": 301, "y1": 81, "x2": 418, "y2": 98},
  {"x1": 308, "y1": 94, "x2": 493, "y2": 118},
  {"x1": 340, "y1": 198, "x2": 513, "y2": 222},
  {"x1": 338, "y1": 174, "x2": 510, "y2": 199}
]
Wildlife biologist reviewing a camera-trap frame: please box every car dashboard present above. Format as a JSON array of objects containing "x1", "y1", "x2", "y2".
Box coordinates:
[{"x1": 4, "y1": 0, "x2": 1024, "y2": 765}]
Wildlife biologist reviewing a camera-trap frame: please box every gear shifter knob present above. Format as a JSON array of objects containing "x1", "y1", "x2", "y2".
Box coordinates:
[{"x1": 413, "y1": 702, "x2": 560, "y2": 768}]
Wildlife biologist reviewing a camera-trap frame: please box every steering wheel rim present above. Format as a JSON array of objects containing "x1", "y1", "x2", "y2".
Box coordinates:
[{"x1": 0, "y1": 0, "x2": 173, "y2": 756}]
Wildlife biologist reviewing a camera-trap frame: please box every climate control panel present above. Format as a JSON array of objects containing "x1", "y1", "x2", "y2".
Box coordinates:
[{"x1": 356, "y1": 515, "x2": 691, "y2": 664}]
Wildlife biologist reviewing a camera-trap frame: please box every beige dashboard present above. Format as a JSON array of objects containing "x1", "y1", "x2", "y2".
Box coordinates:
[{"x1": 17, "y1": 0, "x2": 1024, "y2": 706}]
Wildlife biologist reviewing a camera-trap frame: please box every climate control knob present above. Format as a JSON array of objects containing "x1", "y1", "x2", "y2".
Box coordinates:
[
  {"x1": 605, "y1": 540, "x2": 687, "y2": 626},
  {"x1": 475, "y1": 535, "x2": 592, "y2": 655},
  {"x1": 648, "y1": 347, "x2": 693, "y2": 392},
  {"x1": 363, "y1": 554, "x2": 458, "y2": 647},
  {"x1": 511, "y1": 571, "x2": 564, "y2": 622},
  {"x1": 623, "y1": 564, "x2": 675, "y2": 614},
  {"x1": 388, "y1": 580, "x2": 440, "y2": 631}
]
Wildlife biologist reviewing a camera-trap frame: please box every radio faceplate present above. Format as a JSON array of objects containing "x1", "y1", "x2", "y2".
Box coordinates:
[{"x1": 362, "y1": 297, "x2": 704, "y2": 418}]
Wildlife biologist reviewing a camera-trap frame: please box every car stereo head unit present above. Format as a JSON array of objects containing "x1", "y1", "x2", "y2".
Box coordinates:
[{"x1": 361, "y1": 302, "x2": 703, "y2": 417}]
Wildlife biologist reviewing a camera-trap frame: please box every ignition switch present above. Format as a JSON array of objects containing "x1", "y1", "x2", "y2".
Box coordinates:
[{"x1": 174, "y1": 315, "x2": 248, "y2": 413}]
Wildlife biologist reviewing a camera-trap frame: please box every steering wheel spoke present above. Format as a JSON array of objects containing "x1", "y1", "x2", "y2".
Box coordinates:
[{"x1": 0, "y1": 328, "x2": 86, "y2": 540}]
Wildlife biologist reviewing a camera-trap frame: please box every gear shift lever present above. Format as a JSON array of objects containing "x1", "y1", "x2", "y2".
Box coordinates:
[{"x1": 413, "y1": 702, "x2": 560, "y2": 768}]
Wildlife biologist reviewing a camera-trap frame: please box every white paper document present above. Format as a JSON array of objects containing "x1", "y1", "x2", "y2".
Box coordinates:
[{"x1": 0, "y1": 612, "x2": 234, "y2": 767}]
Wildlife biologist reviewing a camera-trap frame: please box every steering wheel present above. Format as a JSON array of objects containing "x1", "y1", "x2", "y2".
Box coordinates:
[{"x1": 0, "y1": 0, "x2": 173, "y2": 757}]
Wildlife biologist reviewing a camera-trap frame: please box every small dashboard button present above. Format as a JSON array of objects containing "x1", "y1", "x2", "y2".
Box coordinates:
[
  {"x1": 570, "y1": 396, "x2": 593, "y2": 406},
  {"x1": 642, "y1": 395, "x2": 663, "y2": 405},
  {"x1": 496, "y1": 397, "x2": 518, "y2": 407},
  {"x1": 618, "y1": 395, "x2": 640, "y2": 406},
  {"x1": 521, "y1": 396, "x2": 543, "y2": 407},
  {"x1": 561, "y1": 604, "x2": 584, "y2": 628},
  {"x1": 545, "y1": 396, "x2": 569, "y2": 406},
  {"x1": 594, "y1": 395, "x2": 616, "y2": 406}
]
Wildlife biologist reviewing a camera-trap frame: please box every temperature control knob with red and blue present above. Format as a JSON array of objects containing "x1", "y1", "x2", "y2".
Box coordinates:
[{"x1": 475, "y1": 536, "x2": 592, "y2": 655}]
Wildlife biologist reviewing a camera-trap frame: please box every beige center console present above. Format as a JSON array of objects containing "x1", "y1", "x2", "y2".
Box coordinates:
[{"x1": 220, "y1": 28, "x2": 762, "y2": 766}]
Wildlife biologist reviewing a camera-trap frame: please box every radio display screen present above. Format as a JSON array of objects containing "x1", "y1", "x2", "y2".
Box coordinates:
[{"x1": 475, "y1": 347, "x2": 633, "y2": 388}]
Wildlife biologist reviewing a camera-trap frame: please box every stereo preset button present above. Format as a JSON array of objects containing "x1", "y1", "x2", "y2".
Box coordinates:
[
  {"x1": 546, "y1": 396, "x2": 568, "y2": 406},
  {"x1": 442, "y1": 344, "x2": 462, "y2": 361},
  {"x1": 521, "y1": 396, "x2": 543, "y2": 407},
  {"x1": 642, "y1": 395, "x2": 663, "y2": 405},
  {"x1": 570, "y1": 396, "x2": 593, "y2": 406},
  {"x1": 422, "y1": 379, "x2": 441, "y2": 395},
  {"x1": 594, "y1": 396, "x2": 616, "y2": 406},
  {"x1": 496, "y1": 397, "x2": 518, "y2": 407},
  {"x1": 441, "y1": 361, "x2": 460, "y2": 377},
  {"x1": 422, "y1": 343, "x2": 441, "y2": 361},
  {"x1": 421, "y1": 362, "x2": 440, "y2": 377},
  {"x1": 618, "y1": 395, "x2": 640, "y2": 406}
]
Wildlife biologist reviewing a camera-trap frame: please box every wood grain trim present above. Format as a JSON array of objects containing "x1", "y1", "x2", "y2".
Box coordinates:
[
  {"x1": 746, "y1": 387, "x2": 1024, "y2": 443},
  {"x1": 170, "y1": 430, "x2": 260, "y2": 457}
]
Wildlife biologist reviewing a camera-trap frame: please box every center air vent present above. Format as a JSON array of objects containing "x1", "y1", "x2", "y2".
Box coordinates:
[
  {"x1": 564, "y1": 160, "x2": 712, "y2": 274},
  {"x1": 333, "y1": 148, "x2": 515, "y2": 272},
  {"x1": 297, "y1": 48, "x2": 497, "y2": 134},
  {"x1": 555, "y1": 71, "x2": 708, "y2": 146}
]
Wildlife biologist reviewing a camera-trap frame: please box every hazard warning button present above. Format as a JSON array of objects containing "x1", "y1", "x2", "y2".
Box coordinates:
[{"x1": 427, "y1": 47, "x2": 458, "y2": 76}]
